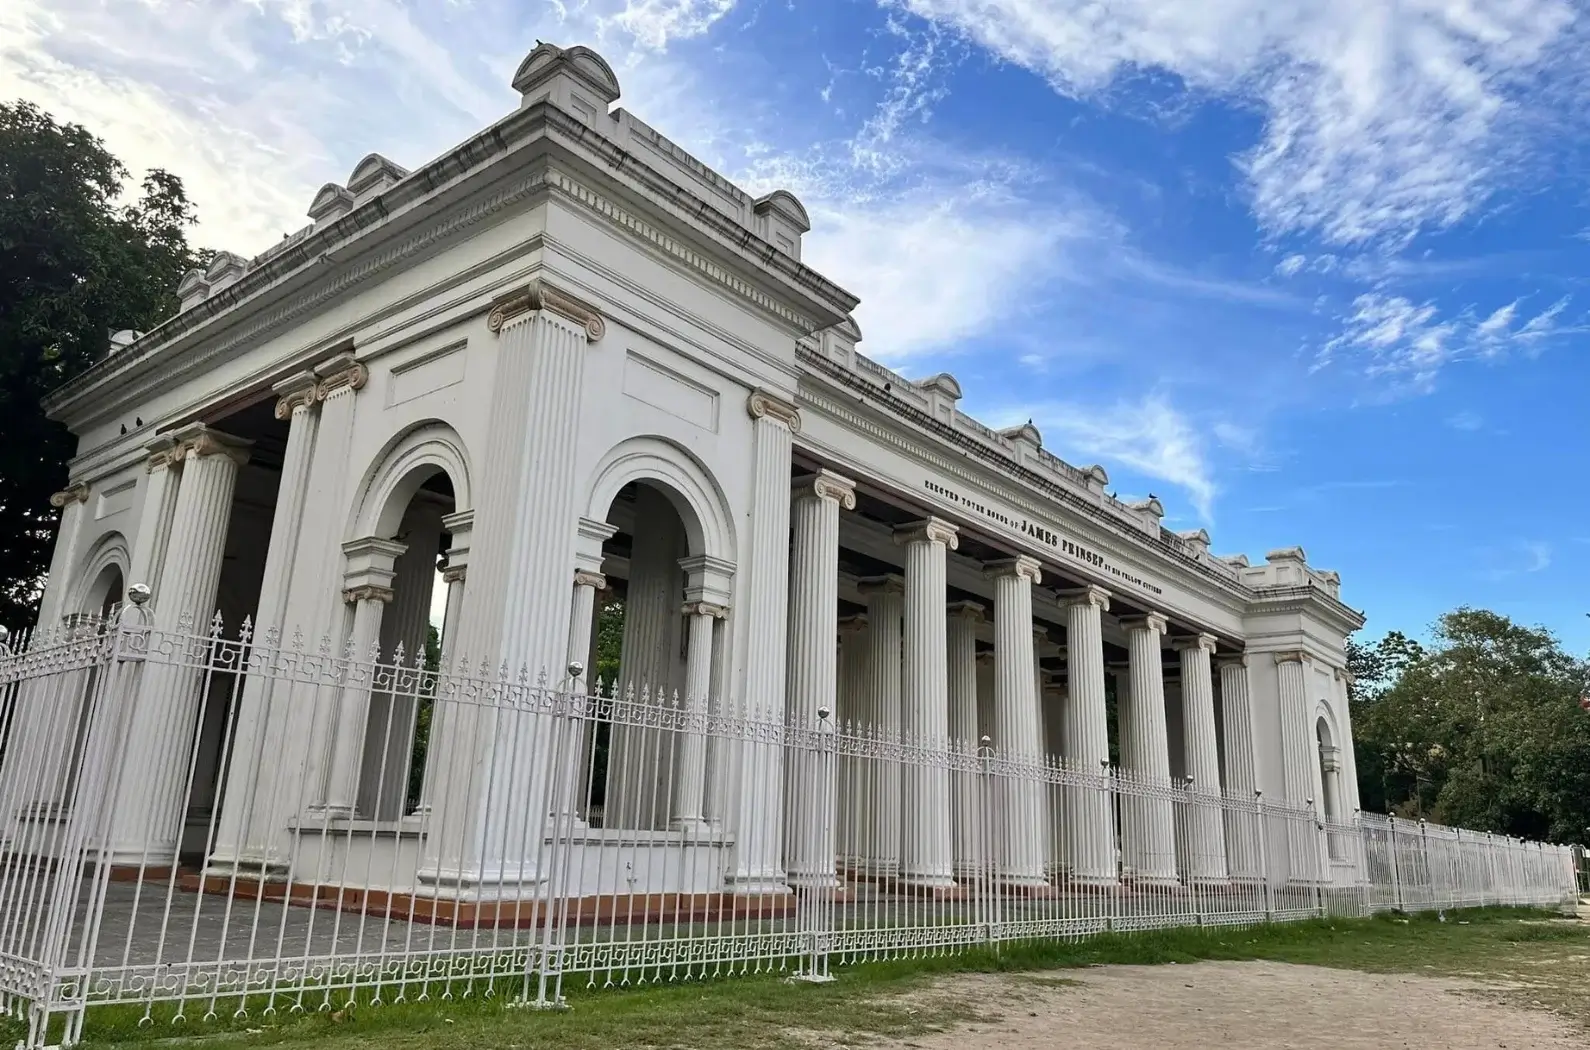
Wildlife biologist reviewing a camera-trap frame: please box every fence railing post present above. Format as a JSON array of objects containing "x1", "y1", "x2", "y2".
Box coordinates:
[
  {"x1": 791, "y1": 706, "x2": 837, "y2": 984},
  {"x1": 1256, "y1": 790, "x2": 1272, "y2": 922}
]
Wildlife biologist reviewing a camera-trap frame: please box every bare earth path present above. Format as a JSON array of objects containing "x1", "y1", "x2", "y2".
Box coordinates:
[{"x1": 861, "y1": 962, "x2": 1582, "y2": 1050}]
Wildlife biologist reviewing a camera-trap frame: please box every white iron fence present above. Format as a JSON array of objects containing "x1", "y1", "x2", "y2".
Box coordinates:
[{"x1": 0, "y1": 606, "x2": 1577, "y2": 1046}]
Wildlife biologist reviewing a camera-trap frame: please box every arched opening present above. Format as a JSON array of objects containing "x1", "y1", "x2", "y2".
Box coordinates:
[
  {"x1": 583, "y1": 477, "x2": 726, "y2": 831},
  {"x1": 359, "y1": 468, "x2": 457, "y2": 821},
  {"x1": 1316, "y1": 714, "x2": 1345, "y2": 859},
  {"x1": 340, "y1": 424, "x2": 473, "y2": 823}
]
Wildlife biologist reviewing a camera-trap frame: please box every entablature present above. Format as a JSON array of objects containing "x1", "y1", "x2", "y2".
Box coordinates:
[{"x1": 44, "y1": 43, "x2": 859, "y2": 430}]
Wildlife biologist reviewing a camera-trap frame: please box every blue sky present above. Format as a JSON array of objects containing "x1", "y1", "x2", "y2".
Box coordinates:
[{"x1": 5, "y1": 0, "x2": 1588, "y2": 650}]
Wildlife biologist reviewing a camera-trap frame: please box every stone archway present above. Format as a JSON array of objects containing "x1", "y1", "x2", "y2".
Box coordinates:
[
  {"x1": 579, "y1": 437, "x2": 736, "y2": 832},
  {"x1": 338, "y1": 423, "x2": 474, "y2": 820}
]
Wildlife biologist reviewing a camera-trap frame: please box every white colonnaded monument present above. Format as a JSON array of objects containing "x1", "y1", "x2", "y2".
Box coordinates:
[{"x1": 0, "y1": 41, "x2": 1574, "y2": 1043}]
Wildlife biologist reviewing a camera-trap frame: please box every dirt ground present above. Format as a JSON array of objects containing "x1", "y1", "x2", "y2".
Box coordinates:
[{"x1": 866, "y1": 961, "x2": 1583, "y2": 1050}]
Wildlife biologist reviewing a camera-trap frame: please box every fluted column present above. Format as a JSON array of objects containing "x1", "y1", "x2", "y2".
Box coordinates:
[
  {"x1": 897, "y1": 518, "x2": 958, "y2": 889},
  {"x1": 412, "y1": 513, "x2": 472, "y2": 821},
  {"x1": 1177, "y1": 634, "x2": 1227, "y2": 883},
  {"x1": 785, "y1": 471, "x2": 855, "y2": 889},
  {"x1": 321, "y1": 537, "x2": 406, "y2": 815},
  {"x1": 672, "y1": 601, "x2": 725, "y2": 833},
  {"x1": 1119, "y1": 613, "x2": 1177, "y2": 885},
  {"x1": 986, "y1": 557, "x2": 1046, "y2": 887},
  {"x1": 1062, "y1": 586, "x2": 1116, "y2": 885},
  {"x1": 857, "y1": 575, "x2": 904, "y2": 876},
  {"x1": 836, "y1": 614, "x2": 871, "y2": 868},
  {"x1": 1218, "y1": 656, "x2": 1261, "y2": 881},
  {"x1": 975, "y1": 651, "x2": 995, "y2": 741},
  {"x1": 561, "y1": 517, "x2": 614, "y2": 825},
  {"x1": 727, "y1": 390, "x2": 799, "y2": 893},
  {"x1": 113, "y1": 425, "x2": 249, "y2": 861},
  {"x1": 127, "y1": 436, "x2": 183, "y2": 605},
  {"x1": 5, "y1": 481, "x2": 91, "y2": 818},
  {"x1": 947, "y1": 602, "x2": 983, "y2": 877},
  {"x1": 1041, "y1": 670, "x2": 1068, "y2": 876},
  {"x1": 358, "y1": 501, "x2": 443, "y2": 820},
  {"x1": 209, "y1": 374, "x2": 319, "y2": 871},
  {"x1": 36, "y1": 483, "x2": 91, "y2": 628}
]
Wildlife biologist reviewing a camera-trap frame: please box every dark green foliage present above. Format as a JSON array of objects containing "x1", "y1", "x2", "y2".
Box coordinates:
[
  {"x1": 1352, "y1": 609, "x2": 1590, "y2": 842},
  {"x1": 0, "y1": 101, "x2": 205, "y2": 629}
]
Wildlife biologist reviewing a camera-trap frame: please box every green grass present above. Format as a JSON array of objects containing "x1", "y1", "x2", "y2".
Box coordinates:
[{"x1": 18, "y1": 908, "x2": 1585, "y2": 1050}]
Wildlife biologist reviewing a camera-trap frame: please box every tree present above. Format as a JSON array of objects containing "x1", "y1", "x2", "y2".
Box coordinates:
[
  {"x1": 1352, "y1": 608, "x2": 1590, "y2": 842},
  {"x1": 0, "y1": 101, "x2": 206, "y2": 629}
]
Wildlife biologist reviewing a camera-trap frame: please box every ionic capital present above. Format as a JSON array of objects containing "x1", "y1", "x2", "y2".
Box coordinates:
[
  {"x1": 838, "y1": 613, "x2": 870, "y2": 633},
  {"x1": 746, "y1": 388, "x2": 801, "y2": 433},
  {"x1": 857, "y1": 574, "x2": 905, "y2": 598},
  {"x1": 343, "y1": 585, "x2": 394, "y2": 605},
  {"x1": 315, "y1": 358, "x2": 368, "y2": 400},
  {"x1": 1333, "y1": 665, "x2": 1355, "y2": 685},
  {"x1": 272, "y1": 371, "x2": 320, "y2": 420},
  {"x1": 1274, "y1": 649, "x2": 1308, "y2": 665},
  {"x1": 1059, "y1": 584, "x2": 1111, "y2": 612},
  {"x1": 946, "y1": 600, "x2": 986, "y2": 623},
  {"x1": 441, "y1": 566, "x2": 468, "y2": 585},
  {"x1": 1174, "y1": 632, "x2": 1219, "y2": 654},
  {"x1": 682, "y1": 601, "x2": 729, "y2": 620},
  {"x1": 172, "y1": 424, "x2": 251, "y2": 467},
  {"x1": 975, "y1": 650, "x2": 997, "y2": 666},
  {"x1": 1120, "y1": 612, "x2": 1169, "y2": 637},
  {"x1": 573, "y1": 569, "x2": 607, "y2": 591},
  {"x1": 487, "y1": 279, "x2": 606, "y2": 341},
  {"x1": 895, "y1": 516, "x2": 959, "y2": 550},
  {"x1": 1216, "y1": 654, "x2": 1250, "y2": 670},
  {"x1": 49, "y1": 483, "x2": 90, "y2": 509},
  {"x1": 794, "y1": 469, "x2": 857, "y2": 510},
  {"x1": 984, "y1": 555, "x2": 1042, "y2": 585},
  {"x1": 145, "y1": 435, "x2": 184, "y2": 472}
]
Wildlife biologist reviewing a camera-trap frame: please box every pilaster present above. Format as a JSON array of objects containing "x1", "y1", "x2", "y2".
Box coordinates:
[{"x1": 727, "y1": 389, "x2": 799, "y2": 894}]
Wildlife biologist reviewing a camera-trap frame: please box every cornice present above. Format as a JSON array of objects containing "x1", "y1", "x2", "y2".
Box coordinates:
[
  {"x1": 795, "y1": 371, "x2": 1251, "y2": 611},
  {"x1": 1246, "y1": 584, "x2": 1366, "y2": 634},
  {"x1": 45, "y1": 97, "x2": 858, "y2": 423}
]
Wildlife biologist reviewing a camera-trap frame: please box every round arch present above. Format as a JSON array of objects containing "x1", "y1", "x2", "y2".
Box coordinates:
[
  {"x1": 69, "y1": 531, "x2": 129, "y2": 616},
  {"x1": 347, "y1": 421, "x2": 473, "y2": 540},
  {"x1": 583, "y1": 436, "x2": 735, "y2": 560},
  {"x1": 1314, "y1": 702, "x2": 1338, "y2": 750}
]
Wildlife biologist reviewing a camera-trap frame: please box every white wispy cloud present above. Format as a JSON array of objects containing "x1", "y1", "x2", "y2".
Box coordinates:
[
  {"x1": 994, "y1": 395, "x2": 1219, "y2": 521},
  {"x1": 892, "y1": 0, "x2": 1581, "y2": 247},
  {"x1": 1314, "y1": 292, "x2": 1573, "y2": 393},
  {"x1": 1446, "y1": 411, "x2": 1484, "y2": 432}
]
